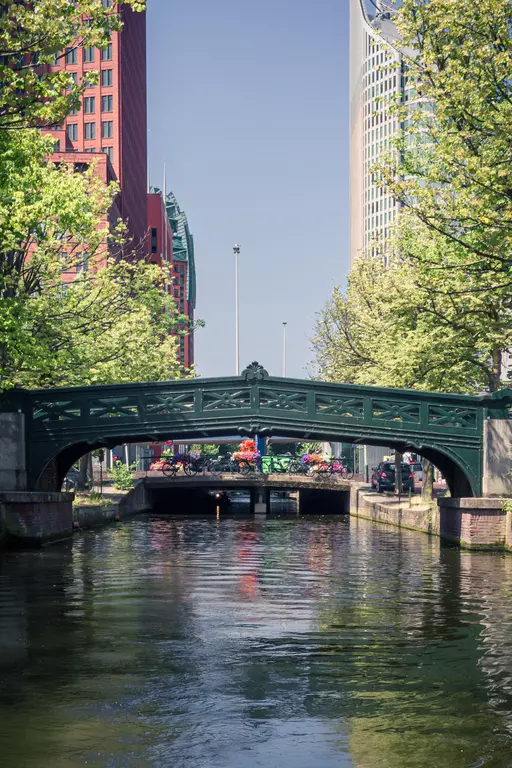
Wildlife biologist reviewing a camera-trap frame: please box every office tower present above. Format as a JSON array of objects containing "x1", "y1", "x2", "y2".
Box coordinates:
[{"x1": 350, "y1": 0, "x2": 402, "y2": 263}]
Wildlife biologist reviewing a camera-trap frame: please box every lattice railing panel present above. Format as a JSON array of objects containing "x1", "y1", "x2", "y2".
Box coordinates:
[
  {"x1": 259, "y1": 389, "x2": 308, "y2": 412},
  {"x1": 202, "y1": 388, "x2": 251, "y2": 411},
  {"x1": 315, "y1": 395, "x2": 364, "y2": 418},
  {"x1": 372, "y1": 400, "x2": 420, "y2": 424},
  {"x1": 146, "y1": 392, "x2": 195, "y2": 415},
  {"x1": 33, "y1": 400, "x2": 82, "y2": 422},
  {"x1": 89, "y1": 397, "x2": 139, "y2": 419},
  {"x1": 428, "y1": 406, "x2": 478, "y2": 430}
]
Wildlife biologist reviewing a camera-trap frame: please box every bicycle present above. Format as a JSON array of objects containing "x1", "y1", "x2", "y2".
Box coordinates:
[
  {"x1": 288, "y1": 457, "x2": 310, "y2": 475},
  {"x1": 183, "y1": 455, "x2": 212, "y2": 476},
  {"x1": 161, "y1": 454, "x2": 184, "y2": 477},
  {"x1": 209, "y1": 456, "x2": 238, "y2": 476}
]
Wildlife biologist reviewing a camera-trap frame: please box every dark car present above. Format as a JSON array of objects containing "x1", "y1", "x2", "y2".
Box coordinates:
[{"x1": 371, "y1": 462, "x2": 415, "y2": 493}]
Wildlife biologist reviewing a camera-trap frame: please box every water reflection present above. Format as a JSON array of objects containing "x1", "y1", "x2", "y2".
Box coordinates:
[{"x1": 1, "y1": 515, "x2": 512, "y2": 766}]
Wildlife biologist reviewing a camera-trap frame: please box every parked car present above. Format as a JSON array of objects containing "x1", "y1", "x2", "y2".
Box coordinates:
[
  {"x1": 62, "y1": 466, "x2": 92, "y2": 491},
  {"x1": 62, "y1": 467, "x2": 80, "y2": 491},
  {"x1": 370, "y1": 462, "x2": 415, "y2": 493}
]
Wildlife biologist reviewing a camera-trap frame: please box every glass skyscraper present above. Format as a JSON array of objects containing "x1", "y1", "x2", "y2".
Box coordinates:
[{"x1": 350, "y1": 0, "x2": 403, "y2": 263}]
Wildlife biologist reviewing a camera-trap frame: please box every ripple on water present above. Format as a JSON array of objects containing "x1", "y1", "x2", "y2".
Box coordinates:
[{"x1": 1, "y1": 514, "x2": 512, "y2": 767}]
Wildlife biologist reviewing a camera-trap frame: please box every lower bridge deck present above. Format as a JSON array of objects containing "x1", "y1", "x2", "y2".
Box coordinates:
[{"x1": 137, "y1": 471, "x2": 352, "y2": 492}]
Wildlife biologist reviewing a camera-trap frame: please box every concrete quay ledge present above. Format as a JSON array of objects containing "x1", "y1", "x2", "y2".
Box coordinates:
[
  {"x1": 0, "y1": 491, "x2": 74, "y2": 503},
  {"x1": 350, "y1": 485, "x2": 512, "y2": 551}
]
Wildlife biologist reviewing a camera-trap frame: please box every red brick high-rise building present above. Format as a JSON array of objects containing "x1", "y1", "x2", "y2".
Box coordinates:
[{"x1": 49, "y1": 5, "x2": 148, "y2": 250}]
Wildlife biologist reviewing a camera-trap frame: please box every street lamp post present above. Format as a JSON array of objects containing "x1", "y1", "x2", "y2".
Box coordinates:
[
  {"x1": 234, "y1": 244, "x2": 241, "y2": 375},
  {"x1": 282, "y1": 322, "x2": 287, "y2": 377}
]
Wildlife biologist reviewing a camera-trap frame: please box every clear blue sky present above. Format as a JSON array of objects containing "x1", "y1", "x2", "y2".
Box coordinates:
[{"x1": 147, "y1": 0, "x2": 349, "y2": 379}]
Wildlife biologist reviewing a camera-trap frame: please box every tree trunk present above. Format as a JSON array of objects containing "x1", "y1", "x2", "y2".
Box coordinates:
[
  {"x1": 490, "y1": 348, "x2": 503, "y2": 393},
  {"x1": 421, "y1": 457, "x2": 434, "y2": 502},
  {"x1": 395, "y1": 449, "x2": 403, "y2": 495}
]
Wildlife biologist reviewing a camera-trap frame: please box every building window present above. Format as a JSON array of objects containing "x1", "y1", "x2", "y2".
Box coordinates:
[
  {"x1": 67, "y1": 72, "x2": 78, "y2": 89},
  {"x1": 101, "y1": 120, "x2": 113, "y2": 139},
  {"x1": 77, "y1": 253, "x2": 89, "y2": 273},
  {"x1": 84, "y1": 147, "x2": 97, "y2": 153},
  {"x1": 101, "y1": 95, "x2": 113, "y2": 112},
  {"x1": 151, "y1": 228, "x2": 158, "y2": 253},
  {"x1": 66, "y1": 47, "x2": 77, "y2": 65},
  {"x1": 54, "y1": 139, "x2": 60, "y2": 153},
  {"x1": 101, "y1": 69, "x2": 113, "y2": 87},
  {"x1": 102, "y1": 0, "x2": 113, "y2": 6},
  {"x1": 103, "y1": 146, "x2": 114, "y2": 162},
  {"x1": 83, "y1": 46, "x2": 95, "y2": 63},
  {"x1": 84, "y1": 122, "x2": 96, "y2": 140},
  {"x1": 101, "y1": 43, "x2": 112, "y2": 61},
  {"x1": 67, "y1": 124, "x2": 78, "y2": 141},
  {"x1": 84, "y1": 96, "x2": 95, "y2": 114}
]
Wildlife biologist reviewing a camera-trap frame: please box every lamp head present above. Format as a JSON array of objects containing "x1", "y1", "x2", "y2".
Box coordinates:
[{"x1": 233, "y1": 244, "x2": 241, "y2": 255}]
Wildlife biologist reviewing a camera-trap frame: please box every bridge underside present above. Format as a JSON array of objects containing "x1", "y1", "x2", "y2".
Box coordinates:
[
  {"x1": 8, "y1": 362, "x2": 508, "y2": 497},
  {"x1": 34, "y1": 420, "x2": 477, "y2": 498}
]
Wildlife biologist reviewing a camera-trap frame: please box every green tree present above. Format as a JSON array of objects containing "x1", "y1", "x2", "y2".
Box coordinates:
[
  {"x1": 0, "y1": 1, "x2": 194, "y2": 396},
  {"x1": 312, "y1": 232, "x2": 512, "y2": 395},
  {"x1": 312, "y1": 230, "x2": 512, "y2": 496},
  {"x1": 376, "y1": 0, "x2": 512, "y2": 285},
  {"x1": 190, "y1": 444, "x2": 220, "y2": 459},
  {"x1": 0, "y1": 130, "x2": 190, "y2": 389},
  {"x1": 0, "y1": 0, "x2": 144, "y2": 129}
]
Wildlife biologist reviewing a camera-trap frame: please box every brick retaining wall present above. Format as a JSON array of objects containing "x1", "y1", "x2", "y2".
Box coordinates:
[{"x1": 1, "y1": 492, "x2": 73, "y2": 547}]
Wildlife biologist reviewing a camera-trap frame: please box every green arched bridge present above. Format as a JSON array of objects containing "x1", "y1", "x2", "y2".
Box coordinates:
[{"x1": 1, "y1": 362, "x2": 511, "y2": 497}]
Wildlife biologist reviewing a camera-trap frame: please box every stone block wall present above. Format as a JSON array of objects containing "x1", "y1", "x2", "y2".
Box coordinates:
[
  {"x1": 483, "y1": 419, "x2": 512, "y2": 496},
  {"x1": 0, "y1": 413, "x2": 27, "y2": 491}
]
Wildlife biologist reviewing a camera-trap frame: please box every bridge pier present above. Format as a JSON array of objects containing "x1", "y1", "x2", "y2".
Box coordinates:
[
  {"x1": 250, "y1": 487, "x2": 269, "y2": 516},
  {"x1": 483, "y1": 419, "x2": 512, "y2": 496},
  {"x1": 0, "y1": 413, "x2": 27, "y2": 491}
]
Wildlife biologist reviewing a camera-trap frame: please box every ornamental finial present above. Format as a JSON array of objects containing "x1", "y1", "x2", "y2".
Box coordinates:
[{"x1": 241, "y1": 362, "x2": 269, "y2": 382}]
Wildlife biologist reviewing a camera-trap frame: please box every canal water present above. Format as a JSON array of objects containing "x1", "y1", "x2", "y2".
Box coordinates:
[{"x1": 1, "y1": 513, "x2": 512, "y2": 768}]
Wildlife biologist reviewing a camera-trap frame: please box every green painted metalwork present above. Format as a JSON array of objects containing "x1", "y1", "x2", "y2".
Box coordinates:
[{"x1": 2, "y1": 362, "x2": 511, "y2": 495}]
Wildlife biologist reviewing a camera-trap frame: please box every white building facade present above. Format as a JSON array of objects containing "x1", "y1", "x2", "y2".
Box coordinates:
[
  {"x1": 350, "y1": 1, "x2": 406, "y2": 475},
  {"x1": 350, "y1": 0, "x2": 403, "y2": 264}
]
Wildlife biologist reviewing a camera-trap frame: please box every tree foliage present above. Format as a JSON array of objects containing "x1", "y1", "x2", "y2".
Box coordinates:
[
  {"x1": 0, "y1": 0, "x2": 194, "y2": 392},
  {"x1": 0, "y1": 0, "x2": 144, "y2": 129},
  {"x1": 312, "y1": 219, "x2": 512, "y2": 394},
  {"x1": 313, "y1": 0, "x2": 512, "y2": 396},
  {"x1": 377, "y1": 0, "x2": 512, "y2": 284},
  {"x1": 0, "y1": 129, "x2": 189, "y2": 389}
]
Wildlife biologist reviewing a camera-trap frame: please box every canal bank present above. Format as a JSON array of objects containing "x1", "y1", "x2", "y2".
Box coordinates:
[
  {"x1": 350, "y1": 485, "x2": 512, "y2": 551},
  {"x1": 0, "y1": 481, "x2": 151, "y2": 548}
]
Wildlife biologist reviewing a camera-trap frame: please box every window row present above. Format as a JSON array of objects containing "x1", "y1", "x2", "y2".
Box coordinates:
[
  {"x1": 64, "y1": 70, "x2": 114, "y2": 89},
  {"x1": 84, "y1": 95, "x2": 114, "y2": 113},
  {"x1": 67, "y1": 122, "x2": 113, "y2": 140},
  {"x1": 64, "y1": 43, "x2": 113, "y2": 65}
]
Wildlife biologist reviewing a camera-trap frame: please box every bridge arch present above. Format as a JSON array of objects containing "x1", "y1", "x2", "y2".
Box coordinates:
[
  {"x1": 37, "y1": 432, "x2": 476, "y2": 498},
  {"x1": 10, "y1": 362, "x2": 509, "y2": 497}
]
